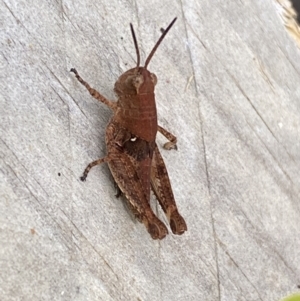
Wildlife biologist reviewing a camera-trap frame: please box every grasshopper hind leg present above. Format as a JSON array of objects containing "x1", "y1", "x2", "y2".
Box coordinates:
[
  {"x1": 169, "y1": 209, "x2": 187, "y2": 235},
  {"x1": 151, "y1": 144, "x2": 187, "y2": 235},
  {"x1": 146, "y1": 218, "x2": 168, "y2": 240}
]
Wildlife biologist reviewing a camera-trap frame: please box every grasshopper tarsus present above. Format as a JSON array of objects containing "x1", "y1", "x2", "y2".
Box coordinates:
[
  {"x1": 163, "y1": 142, "x2": 178, "y2": 151},
  {"x1": 113, "y1": 180, "x2": 123, "y2": 198},
  {"x1": 169, "y1": 210, "x2": 187, "y2": 235},
  {"x1": 70, "y1": 68, "x2": 79, "y2": 78},
  {"x1": 80, "y1": 175, "x2": 87, "y2": 182},
  {"x1": 80, "y1": 157, "x2": 108, "y2": 183},
  {"x1": 158, "y1": 125, "x2": 177, "y2": 150},
  {"x1": 147, "y1": 219, "x2": 169, "y2": 240},
  {"x1": 115, "y1": 185, "x2": 122, "y2": 198}
]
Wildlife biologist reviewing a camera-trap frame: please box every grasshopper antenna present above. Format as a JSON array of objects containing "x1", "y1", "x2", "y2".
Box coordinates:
[
  {"x1": 130, "y1": 23, "x2": 140, "y2": 69},
  {"x1": 144, "y1": 17, "x2": 177, "y2": 69}
]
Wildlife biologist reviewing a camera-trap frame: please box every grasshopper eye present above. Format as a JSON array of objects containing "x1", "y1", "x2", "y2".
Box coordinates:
[
  {"x1": 150, "y1": 73, "x2": 157, "y2": 85},
  {"x1": 133, "y1": 74, "x2": 144, "y2": 90}
]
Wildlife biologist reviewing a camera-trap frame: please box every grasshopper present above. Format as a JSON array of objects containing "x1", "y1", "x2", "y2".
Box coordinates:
[{"x1": 71, "y1": 18, "x2": 187, "y2": 239}]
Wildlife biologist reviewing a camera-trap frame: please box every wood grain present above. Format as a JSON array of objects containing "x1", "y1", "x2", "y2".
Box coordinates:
[{"x1": 1, "y1": 0, "x2": 299, "y2": 300}]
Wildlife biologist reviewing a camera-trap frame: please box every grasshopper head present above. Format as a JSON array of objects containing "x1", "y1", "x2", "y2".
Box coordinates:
[
  {"x1": 114, "y1": 67, "x2": 157, "y2": 97},
  {"x1": 114, "y1": 18, "x2": 176, "y2": 100}
]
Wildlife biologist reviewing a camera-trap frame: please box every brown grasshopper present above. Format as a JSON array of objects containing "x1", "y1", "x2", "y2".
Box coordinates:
[{"x1": 71, "y1": 18, "x2": 187, "y2": 239}]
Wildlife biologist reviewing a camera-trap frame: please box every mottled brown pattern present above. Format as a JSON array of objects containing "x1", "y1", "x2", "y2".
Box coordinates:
[
  {"x1": 151, "y1": 145, "x2": 187, "y2": 234},
  {"x1": 71, "y1": 18, "x2": 186, "y2": 239}
]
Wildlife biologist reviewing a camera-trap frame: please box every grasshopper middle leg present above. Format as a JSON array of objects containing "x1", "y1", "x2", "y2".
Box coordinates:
[
  {"x1": 80, "y1": 157, "x2": 110, "y2": 181},
  {"x1": 158, "y1": 125, "x2": 177, "y2": 150}
]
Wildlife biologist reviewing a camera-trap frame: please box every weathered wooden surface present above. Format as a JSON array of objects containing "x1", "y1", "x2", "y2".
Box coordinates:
[{"x1": 1, "y1": 0, "x2": 300, "y2": 300}]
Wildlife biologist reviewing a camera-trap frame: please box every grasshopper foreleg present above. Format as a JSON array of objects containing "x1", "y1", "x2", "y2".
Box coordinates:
[{"x1": 70, "y1": 68, "x2": 117, "y2": 111}]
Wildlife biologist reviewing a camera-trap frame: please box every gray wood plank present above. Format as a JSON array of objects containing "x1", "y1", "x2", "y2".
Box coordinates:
[{"x1": 1, "y1": 0, "x2": 299, "y2": 300}]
